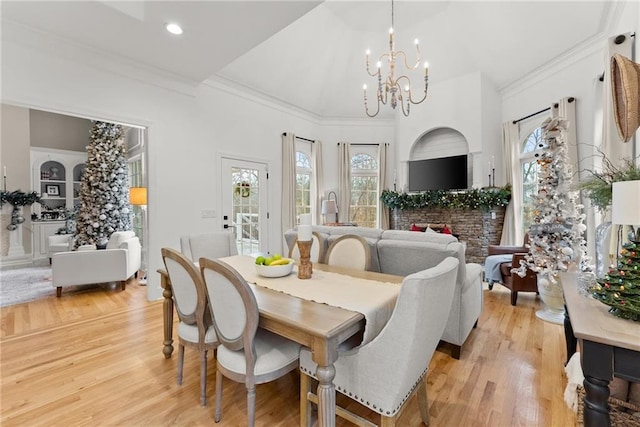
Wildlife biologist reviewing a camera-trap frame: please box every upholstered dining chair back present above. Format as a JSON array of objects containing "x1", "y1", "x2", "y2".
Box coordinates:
[
  {"x1": 325, "y1": 234, "x2": 370, "y2": 271},
  {"x1": 161, "y1": 248, "x2": 218, "y2": 406},
  {"x1": 299, "y1": 257, "x2": 459, "y2": 426},
  {"x1": 288, "y1": 231, "x2": 324, "y2": 263},
  {"x1": 180, "y1": 232, "x2": 238, "y2": 262},
  {"x1": 199, "y1": 258, "x2": 301, "y2": 427}
]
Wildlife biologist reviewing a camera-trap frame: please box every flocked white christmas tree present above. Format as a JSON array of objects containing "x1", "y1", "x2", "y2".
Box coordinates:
[
  {"x1": 74, "y1": 121, "x2": 132, "y2": 248},
  {"x1": 515, "y1": 117, "x2": 589, "y2": 322}
]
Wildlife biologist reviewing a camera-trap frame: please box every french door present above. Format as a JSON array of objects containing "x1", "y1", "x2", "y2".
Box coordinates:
[{"x1": 220, "y1": 157, "x2": 269, "y2": 255}]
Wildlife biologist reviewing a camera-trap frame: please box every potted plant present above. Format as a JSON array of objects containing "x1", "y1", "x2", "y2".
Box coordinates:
[{"x1": 578, "y1": 155, "x2": 640, "y2": 277}]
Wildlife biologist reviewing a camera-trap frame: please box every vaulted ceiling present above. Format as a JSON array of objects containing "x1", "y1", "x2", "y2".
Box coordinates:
[{"x1": 1, "y1": 1, "x2": 617, "y2": 119}]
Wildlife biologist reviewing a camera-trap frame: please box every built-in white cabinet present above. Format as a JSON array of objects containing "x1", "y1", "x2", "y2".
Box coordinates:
[
  {"x1": 32, "y1": 220, "x2": 65, "y2": 260},
  {"x1": 31, "y1": 147, "x2": 86, "y2": 219},
  {"x1": 30, "y1": 148, "x2": 86, "y2": 260}
]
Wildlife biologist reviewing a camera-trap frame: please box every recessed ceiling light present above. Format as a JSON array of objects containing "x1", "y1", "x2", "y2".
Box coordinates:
[{"x1": 165, "y1": 23, "x2": 183, "y2": 35}]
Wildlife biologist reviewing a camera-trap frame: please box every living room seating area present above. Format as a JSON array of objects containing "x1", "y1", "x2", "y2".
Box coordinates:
[{"x1": 284, "y1": 225, "x2": 483, "y2": 359}]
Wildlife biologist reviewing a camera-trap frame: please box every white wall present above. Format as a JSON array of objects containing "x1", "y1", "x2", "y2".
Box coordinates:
[
  {"x1": 500, "y1": 0, "x2": 639, "y2": 255},
  {"x1": 395, "y1": 71, "x2": 500, "y2": 190},
  {"x1": 1, "y1": 38, "x2": 396, "y2": 300}
]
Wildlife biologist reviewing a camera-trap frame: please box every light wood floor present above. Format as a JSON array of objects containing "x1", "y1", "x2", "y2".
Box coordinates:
[{"x1": 0, "y1": 279, "x2": 576, "y2": 426}]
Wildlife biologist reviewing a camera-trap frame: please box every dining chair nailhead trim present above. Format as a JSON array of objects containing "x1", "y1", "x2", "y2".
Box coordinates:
[{"x1": 300, "y1": 365, "x2": 428, "y2": 415}]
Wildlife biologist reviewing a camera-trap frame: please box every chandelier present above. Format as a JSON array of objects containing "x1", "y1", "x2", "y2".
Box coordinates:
[{"x1": 363, "y1": 0, "x2": 429, "y2": 117}]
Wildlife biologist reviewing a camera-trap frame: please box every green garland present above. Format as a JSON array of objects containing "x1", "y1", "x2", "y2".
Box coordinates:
[
  {"x1": 0, "y1": 190, "x2": 41, "y2": 207},
  {"x1": 380, "y1": 186, "x2": 511, "y2": 210}
]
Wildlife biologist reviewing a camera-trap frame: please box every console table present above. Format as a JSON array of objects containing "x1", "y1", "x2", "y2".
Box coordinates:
[{"x1": 561, "y1": 272, "x2": 640, "y2": 427}]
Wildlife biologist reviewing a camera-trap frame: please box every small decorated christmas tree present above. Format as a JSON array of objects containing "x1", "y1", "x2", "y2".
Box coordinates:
[
  {"x1": 514, "y1": 117, "x2": 588, "y2": 323},
  {"x1": 74, "y1": 121, "x2": 132, "y2": 248},
  {"x1": 516, "y1": 117, "x2": 588, "y2": 280},
  {"x1": 593, "y1": 240, "x2": 640, "y2": 321}
]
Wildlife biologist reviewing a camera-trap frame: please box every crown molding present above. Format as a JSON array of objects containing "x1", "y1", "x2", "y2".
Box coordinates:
[
  {"x1": 500, "y1": 1, "x2": 625, "y2": 99},
  {"x1": 1, "y1": 19, "x2": 200, "y2": 97},
  {"x1": 205, "y1": 75, "x2": 395, "y2": 127}
]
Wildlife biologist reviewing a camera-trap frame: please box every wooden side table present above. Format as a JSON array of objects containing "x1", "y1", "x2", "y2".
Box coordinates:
[{"x1": 561, "y1": 272, "x2": 640, "y2": 427}]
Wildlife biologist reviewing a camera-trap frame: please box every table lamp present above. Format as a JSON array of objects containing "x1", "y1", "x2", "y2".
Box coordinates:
[
  {"x1": 612, "y1": 180, "x2": 640, "y2": 241},
  {"x1": 321, "y1": 191, "x2": 338, "y2": 224}
]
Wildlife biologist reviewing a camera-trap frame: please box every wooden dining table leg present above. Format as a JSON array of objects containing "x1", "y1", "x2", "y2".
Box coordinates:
[
  {"x1": 158, "y1": 269, "x2": 174, "y2": 359},
  {"x1": 313, "y1": 339, "x2": 338, "y2": 427}
]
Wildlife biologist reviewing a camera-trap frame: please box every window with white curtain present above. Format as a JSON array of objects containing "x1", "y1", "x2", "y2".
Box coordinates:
[
  {"x1": 295, "y1": 150, "x2": 312, "y2": 222},
  {"x1": 520, "y1": 126, "x2": 546, "y2": 236},
  {"x1": 350, "y1": 150, "x2": 378, "y2": 228}
]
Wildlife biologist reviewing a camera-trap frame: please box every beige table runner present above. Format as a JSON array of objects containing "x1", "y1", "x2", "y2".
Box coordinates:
[{"x1": 219, "y1": 255, "x2": 401, "y2": 345}]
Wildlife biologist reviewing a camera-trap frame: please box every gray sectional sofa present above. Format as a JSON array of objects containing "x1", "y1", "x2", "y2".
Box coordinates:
[{"x1": 284, "y1": 226, "x2": 483, "y2": 359}]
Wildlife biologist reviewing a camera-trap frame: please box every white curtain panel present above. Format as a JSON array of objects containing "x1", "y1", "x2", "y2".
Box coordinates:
[
  {"x1": 337, "y1": 142, "x2": 351, "y2": 223},
  {"x1": 554, "y1": 98, "x2": 579, "y2": 177},
  {"x1": 500, "y1": 121, "x2": 521, "y2": 245},
  {"x1": 311, "y1": 140, "x2": 324, "y2": 225},
  {"x1": 281, "y1": 133, "x2": 296, "y2": 234},
  {"x1": 601, "y1": 32, "x2": 634, "y2": 166},
  {"x1": 377, "y1": 143, "x2": 389, "y2": 230}
]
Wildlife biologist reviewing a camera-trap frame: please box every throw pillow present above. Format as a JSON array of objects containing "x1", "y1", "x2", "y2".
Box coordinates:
[
  {"x1": 410, "y1": 224, "x2": 426, "y2": 232},
  {"x1": 441, "y1": 226, "x2": 452, "y2": 234}
]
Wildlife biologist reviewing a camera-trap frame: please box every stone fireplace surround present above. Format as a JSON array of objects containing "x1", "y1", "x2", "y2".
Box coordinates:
[{"x1": 389, "y1": 206, "x2": 506, "y2": 264}]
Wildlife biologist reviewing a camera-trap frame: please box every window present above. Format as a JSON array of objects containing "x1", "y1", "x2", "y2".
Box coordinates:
[
  {"x1": 295, "y1": 151, "x2": 312, "y2": 222},
  {"x1": 350, "y1": 152, "x2": 378, "y2": 228},
  {"x1": 520, "y1": 126, "x2": 546, "y2": 235}
]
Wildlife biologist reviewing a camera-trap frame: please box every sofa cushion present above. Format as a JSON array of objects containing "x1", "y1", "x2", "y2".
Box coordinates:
[
  {"x1": 377, "y1": 240, "x2": 459, "y2": 276},
  {"x1": 106, "y1": 231, "x2": 136, "y2": 250},
  {"x1": 381, "y1": 229, "x2": 457, "y2": 245}
]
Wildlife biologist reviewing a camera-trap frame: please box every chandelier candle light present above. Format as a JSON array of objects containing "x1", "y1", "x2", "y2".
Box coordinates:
[
  {"x1": 297, "y1": 213, "x2": 313, "y2": 279},
  {"x1": 363, "y1": 0, "x2": 429, "y2": 117}
]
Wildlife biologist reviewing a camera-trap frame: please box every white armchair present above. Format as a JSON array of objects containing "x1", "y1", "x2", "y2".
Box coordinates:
[
  {"x1": 52, "y1": 231, "x2": 142, "y2": 297},
  {"x1": 47, "y1": 234, "x2": 73, "y2": 261}
]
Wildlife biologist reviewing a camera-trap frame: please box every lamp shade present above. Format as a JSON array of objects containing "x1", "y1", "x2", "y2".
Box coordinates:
[
  {"x1": 321, "y1": 200, "x2": 337, "y2": 215},
  {"x1": 612, "y1": 180, "x2": 640, "y2": 225},
  {"x1": 129, "y1": 187, "x2": 148, "y2": 206}
]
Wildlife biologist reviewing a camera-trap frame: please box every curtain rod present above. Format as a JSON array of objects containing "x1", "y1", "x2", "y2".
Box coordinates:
[
  {"x1": 512, "y1": 98, "x2": 574, "y2": 124},
  {"x1": 281, "y1": 132, "x2": 314, "y2": 143},
  {"x1": 336, "y1": 142, "x2": 388, "y2": 146}
]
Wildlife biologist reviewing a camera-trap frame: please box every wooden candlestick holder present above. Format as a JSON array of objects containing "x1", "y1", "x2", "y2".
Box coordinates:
[{"x1": 297, "y1": 240, "x2": 313, "y2": 279}]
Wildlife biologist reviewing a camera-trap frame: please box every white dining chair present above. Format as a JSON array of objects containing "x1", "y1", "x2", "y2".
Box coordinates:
[
  {"x1": 199, "y1": 257, "x2": 301, "y2": 427},
  {"x1": 161, "y1": 248, "x2": 218, "y2": 407},
  {"x1": 325, "y1": 234, "x2": 371, "y2": 271},
  {"x1": 299, "y1": 257, "x2": 460, "y2": 427},
  {"x1": 180, "y1": 231, "x2": 238, "y2": 262},
  {"x1": 288, "y1": 231, "x2": 324, "y2": 263}
]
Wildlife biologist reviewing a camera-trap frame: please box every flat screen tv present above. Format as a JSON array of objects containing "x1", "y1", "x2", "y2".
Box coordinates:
[{"x1": 408, "y1": 155, "x2": 468, "y2": 191}]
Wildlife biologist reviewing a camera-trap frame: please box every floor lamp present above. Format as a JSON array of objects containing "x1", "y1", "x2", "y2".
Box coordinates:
[{"x1": 130, "y1": 187, "x2": 148, "y2": 285}]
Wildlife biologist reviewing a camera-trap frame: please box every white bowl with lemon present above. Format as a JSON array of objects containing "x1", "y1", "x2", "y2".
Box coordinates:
[{"x1": 254, "y1": 254, "x2": 295, "y2": 278}]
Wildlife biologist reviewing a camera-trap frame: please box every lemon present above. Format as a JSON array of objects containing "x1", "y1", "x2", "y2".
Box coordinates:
[
  {"x1": 273, "y1": 254, "x2": 282, "y2": 260},
  {"x1": 255, "y1": 256, "x2": 265, "y2": 265},
  {"x1": 264, "y1": 257, "x2": 274, "y2": 266}
]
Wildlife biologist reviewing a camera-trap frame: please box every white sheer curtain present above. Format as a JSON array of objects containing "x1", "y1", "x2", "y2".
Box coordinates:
[
  {"x1": 377, "y1": 143, "x2": 389, "y2": 229},
  {"x1": 553, "y1": 97, "x2": 579, "y2": 176},
  {"x1": 337, "y1": 142, "x2": 351, "y2": 223},
  {"x1": 601, "y1": 32, "x2": 634, "y2": 166},
  {"x1": 281, "y1": 133, "x2": 296, "y2": 234},
  {"x1": 311, "y1": 140, "x2": 324, "y2": 225},
  {"x1": 500, "y1": 121, "x2": 521, "y2": 245}
]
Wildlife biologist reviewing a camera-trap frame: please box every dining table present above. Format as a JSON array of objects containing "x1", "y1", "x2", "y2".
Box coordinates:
[{"x1": 158, "y1": 254, "x2": 403, "y2": 427}]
